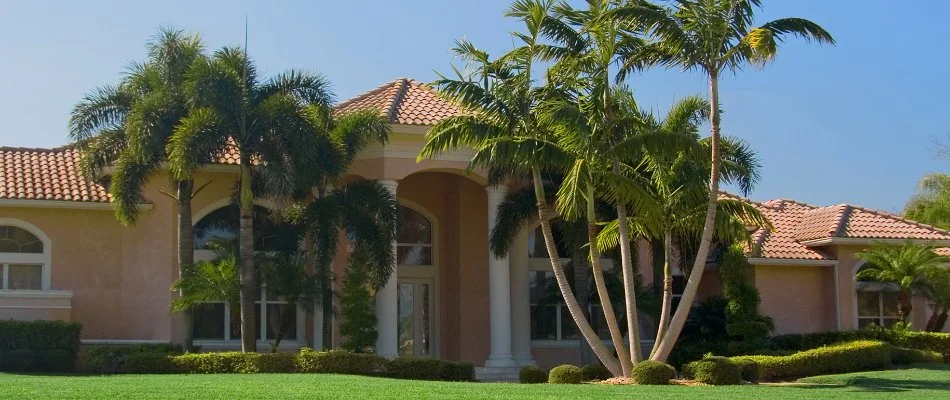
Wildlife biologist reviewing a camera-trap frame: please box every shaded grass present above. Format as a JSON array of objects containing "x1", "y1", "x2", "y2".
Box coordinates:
[{"x1": 1, "y1": 364, "x2": 948, "y2": 399}]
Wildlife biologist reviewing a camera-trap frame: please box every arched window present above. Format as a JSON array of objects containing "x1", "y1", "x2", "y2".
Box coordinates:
[
  {"x1": 397, "y1": 206, "x2": 432, "y2": 266},
  {"x1": 191, "y1": 204, "x2": 302, "y2": 343},
  {"x1": 527, "y1": 225, "x2": 569, "y2": 259},
  {"x1": 0, "y1": 223, "x2": 49, "y2": 291}
]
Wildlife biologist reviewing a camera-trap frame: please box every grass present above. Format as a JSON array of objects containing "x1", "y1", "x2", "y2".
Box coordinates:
[{"x1": 1, "y1": 364, "x2": 948, "y2": 399}]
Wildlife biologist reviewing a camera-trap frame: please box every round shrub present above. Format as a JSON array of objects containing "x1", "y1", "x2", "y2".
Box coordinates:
[
  {"x1": 548, "y1": 365, "x2": 583, "y2": 384},
  {"x1": 580, "y1": 364, "x2": 611, "y2": 381},
  {"x1": 686, "y1": 356, "x2": 742, "y2": 385},
  {"x1": 519, "y1": 366, "x2": 547, "y2": 384},
  {"x1": 632, "y1": 360, "x2": 676, "y2": 385},
  {"x1": 732, "y1": 359, "x2": 759, "y2": 383}
]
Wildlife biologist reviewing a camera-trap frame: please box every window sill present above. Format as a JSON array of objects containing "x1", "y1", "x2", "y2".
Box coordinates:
[
  {"x1": 0, "y1": 290, "x2": 72, "y2": 299},
  {"x1": 530, "y1": 339, "x2": 656, "y2": 348},
  {"x1": 194, "y1": 340, "x2": 308, "y2": 351}
]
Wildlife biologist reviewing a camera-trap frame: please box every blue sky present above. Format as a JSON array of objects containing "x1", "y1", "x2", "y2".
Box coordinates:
[{"x1": 0, "y1": 0, "x2": 946, "y2": 212}]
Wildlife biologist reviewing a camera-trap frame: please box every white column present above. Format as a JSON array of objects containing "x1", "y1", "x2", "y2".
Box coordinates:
[
  {"x1": 375, "y1": 179, "x2": 399, "y2": 358},
  {"x1": 510, "y1": 227, "x2": 536, "y2": 366},
  {"x1": 485, "y1": 185, "x2": 516, "y2": 368}
]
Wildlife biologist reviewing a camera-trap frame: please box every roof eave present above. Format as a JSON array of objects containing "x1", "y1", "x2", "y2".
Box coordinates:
[
  {"x1": 799, "y1": 237, "x2": 950, "y2": 247},
  {"x1": 0, "y1": 199, "x2": 153, "y2": 211},
  {"x1": 747, "y1": 257, "x2": 837, "y2": 266}
]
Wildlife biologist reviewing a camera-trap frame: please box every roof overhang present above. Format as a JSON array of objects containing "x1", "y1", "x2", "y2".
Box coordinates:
[
  {"x1": 799, "y1": 237, "x2": 950, "y2": 247},
  {"x1": 747, "y1": 257, "x2": 837, "y2": 267},
  {"x1": 0, "y1": 199, "x2": 153, "y2": 211}
]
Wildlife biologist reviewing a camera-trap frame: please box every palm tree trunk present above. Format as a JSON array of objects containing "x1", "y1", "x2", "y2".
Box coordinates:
[
  {"x1": 321, "y1": 271, "x2": 333, "y2": 349},
  {"x1": 651, "y1": 71, "x2": 722, "y2": 362},
  {"x1": 587, "y1": 184, "x2": 632, "y2": 377},
  {"x1": 615, "y1": 198, "x2": 642, "y2": 364},
  {"x1": 935, "y1": 308, "x2": 949, "y2": 332},
  {"x1": 238, "y1": 162, "x2": 257, "y2": 352},
  {"x1": 898, "y1": 290, "x2": 912, "y2": 324},
  {"x1": 533, "y1": 168, "x2": 621, "y2": 376},
  {"x1": 925, "y1": 305, "x2": 942, "y2": 332},
  {"x1": 650, "y1": 229, "x2": 674, "y2": 358},
  {"x1": 177, "y1": 180, "x2": 195, "y2": 353}
]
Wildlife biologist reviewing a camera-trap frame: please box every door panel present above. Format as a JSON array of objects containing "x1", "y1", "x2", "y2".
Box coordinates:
[{"x1": 397, "y1": 279, "x2": 433, "y2": 357}]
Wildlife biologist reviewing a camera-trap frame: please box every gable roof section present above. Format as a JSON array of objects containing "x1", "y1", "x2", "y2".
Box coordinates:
[
  {"x1": 335, "y1": 78, "x2": 462, "y2": 126},
  {"x1": 752, "y1": 199, "x2": 832, "y2": 260},
  {"x1": 0, "y1": 146, "x2": 110, "y2": 203}
]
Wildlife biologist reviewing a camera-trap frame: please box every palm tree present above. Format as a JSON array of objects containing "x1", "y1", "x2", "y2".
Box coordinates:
[
  {"x1": 257, "y1": 251, "x2": 320, "y2": 352},
  {"x1": 419, "y1": 0, "x2": 624, "y2": 375},
  {"x1": 923, "y1": 266, "x2": 950, "y2": 332},
  {"x1": 171, "y1": 239, "x2": 241, "y2": 321},
  {"x1": 856, "y1": 242, "x2": 950, "y2": 324},
  {"x1": 615, "y1": 0, "x2": 834, "y2": 361},
  {"x1": 69, "y1": 28, "x2": 206, "y2": 351},
  {"x1": 168, "y1": 47, "x2": 333, "y2": 352},
  {"x1": 905, "y1": 173, "x2": 950, "y2": 230}
]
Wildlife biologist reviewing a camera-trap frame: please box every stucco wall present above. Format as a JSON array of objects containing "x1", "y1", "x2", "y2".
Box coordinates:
[{"x1": 755, "y1": 264, "x2": 836, "y2": 334}]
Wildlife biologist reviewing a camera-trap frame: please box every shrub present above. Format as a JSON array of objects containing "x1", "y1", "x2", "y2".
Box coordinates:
[
  {"x1": 519, "y1": 366, "x2": 547, "y2": 384},
  {"x1": 339, "y1": 254, "x2": 378, "y2": 353},
  {"x1": 631, "y1": 360, "x2": 675, "y2": 385},
  {"x1": 580, "y1": 364, "x2": 611, "y2": 381},
  {"x1": 294, "y1": 348, "x2": 387, "y2": 375},
  {"x1": 126, "y1": 352, "x2": 176, "y2": 374},
  {"x1": 385, "y1": 357, "x2": 474, "y2": 381},
  {"x1": 260, "y1": 352, "x2": 297, "y2": 373},
  {"x1": 85, "y1": 344, "x2": 180, "y2": 373},
  {"x1": 684, "y1": 356, "x2": 742, "y2": 385},
  {"x1": 732, "y1": 340, "x2": 893, "y2": 381},
  {"x1": 0, "y1": 320, "x2": 82, "y2": 372},
  {"x1": 548, "y1": 365, "x2": 583, "y2": 384},
  {"x1": 172, "y1": 352, "x2": 261, "y2": 374},
  {"x1": 732, "y1": 359, "x2": 759, "y2": 383},
  {"x1": 891, "y1": 346, "x2": 943, "y2": 365}
]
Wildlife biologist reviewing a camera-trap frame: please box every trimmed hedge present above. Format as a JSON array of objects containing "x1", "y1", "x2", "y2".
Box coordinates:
[
  {"x1": 0, "y1": 320, "x2": 82, "y2": 372},
  {"x1": 85, "y1": 344, "x2": 180, "y2": 373},
  {"x1": 580, "y1": 364, "x2": 611, "y2": 381},
  {"x1": 684, "y1": 356, "x2": 742, "y2": 385},
  {"x1": 172, "y1": 352, "x2": 262, "y2": 374},
  {"x1": 295, "y1": 348, "x2": 387, "y2": 375},
  {"x1": 260, "y1": 352, "x2": 297, "y2": 373},
  {"x1": 770, "y1": 329, "x2": 950, "y2": 361},
  {"x1": 732, "y1": 340, "x2": 893, "y2": 381},
  {"x1": 632, "y1": 360, "x2": 675, "y2": 385},
  {"x1": 732, "y1": 359, "x2": 759, "y2": 383},
  {"x1": 385, "y1": 357, "x2": 475, "y2": 382},
  {"x1": 548, "y1": 365, "x2": 583, "y2": 384},
  {"x1": 520, "y1": 366, "x2": 547, "y2": 384},
  {"x1": 891, "y1": 346, "x2": 943, "y2": 365}
]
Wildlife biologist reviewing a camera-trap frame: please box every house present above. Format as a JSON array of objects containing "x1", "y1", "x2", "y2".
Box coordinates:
[{"x1": 1, "y1": 78, "x2": 948, "y2": 380}]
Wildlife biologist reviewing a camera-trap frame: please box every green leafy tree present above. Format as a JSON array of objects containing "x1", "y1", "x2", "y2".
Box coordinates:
[
  {"x1": 923, "y1": 266, "x2": 950, "y2": 332},
  {"x1": 339, "y1": 251, "x2": 379, "y2": 353},
  {"x1": 905, "y1": 173, "x2": 950, "y2": 230},
  {"x1": 69, "y1": 28, "x2": 207, "y2": 351},
  {"x1": 258, "y1": 251, "x2": 320, "y2": 352},
  {"x1": 615, "y1": 0, "x2": 834, "y2": 362},
  {"x1": 718, "y1": 242, "x2": 774, "y2": 349},
  {"x1": 856, "y1": 242, "x2": 950, "y2": 324},
  {"x1": 168, "y1": 47, "x2": 333, "y2": 352}
]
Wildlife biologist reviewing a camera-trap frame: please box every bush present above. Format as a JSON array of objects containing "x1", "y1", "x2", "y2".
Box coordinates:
[
  {"x1": 294, "y1": 348, "x2": 387, "y2": 375},
  {"x1": 548, "y1": 365, "x2": 583, "y2": 384},
  {"x1": 85, "y1": 344, "x2": 180, "y2": 373},
  {"x1": 580, "y1": 364, "x2": 611, "y2": 381},
  {"x1": 891, "y1": 346, "x2": 944, "y2": 365},
  {"x1": 732, "y1": 359, "x2": 759, "y2": 383},
  {"x1": 684, "y1": 356, "x2": 742, "y2": 385},
  {"x1": 260, "y1": 352, "x2": 297, "y2": 373},
  {"x1": 0, "y1": 320, "x2": 82, "y2": 372},
  {"x1": 172, "y1": 352, "x2": 262, "y2": 374},
  {"x1": 339, "y1": 254, "x2": 379, "y2": 353},
  {"x1": 519, "y1": 366, "x2": 547, "y2": 384},
  {"x1": 126, "y1": 352, "x2": 176, "y2": 374},
  {"x1": 732, "y1": 340, "x2": 893, "y2": 381},
  {"x1": 385, "y1": 357, "x2": 474, "y2": 381},
  {"x1": 631, "y1": 360, "x2": 675, "y2": 385}
]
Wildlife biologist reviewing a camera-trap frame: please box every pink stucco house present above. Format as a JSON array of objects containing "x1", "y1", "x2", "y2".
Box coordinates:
[{"x1": 1, "y1": 78, "x2": 948, "y2": 379}]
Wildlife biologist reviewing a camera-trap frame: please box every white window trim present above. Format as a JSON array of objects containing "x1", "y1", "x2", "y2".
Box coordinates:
[
  {"x1": 0, "y1": 218, "x2": 52, "y2": 291},
  {"x1": 394, "y1": 200, "x2": 440, "y2": 358},
  {"x1": 856, "y1": 289, "x2": 901, "y2": 328},
  {"x1": 191, "y1": 286, "x2": 307, "y2": 346}
]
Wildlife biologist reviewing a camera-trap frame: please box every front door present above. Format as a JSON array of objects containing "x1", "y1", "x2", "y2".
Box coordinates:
[{"x1": 397, "y1": 278, "x2": 434, "y2": 357}]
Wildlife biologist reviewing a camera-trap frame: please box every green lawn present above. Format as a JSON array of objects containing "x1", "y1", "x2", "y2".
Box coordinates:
[{"x1": 1, "y1": 364, "x2": 948, "y2": 399}]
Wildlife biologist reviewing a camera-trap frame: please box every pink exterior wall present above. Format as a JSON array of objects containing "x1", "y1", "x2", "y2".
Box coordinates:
[{"x1": 755, "y1": 265, "x2": 836, "y2": 334}]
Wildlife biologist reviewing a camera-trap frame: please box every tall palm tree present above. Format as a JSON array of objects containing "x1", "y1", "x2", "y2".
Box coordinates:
[
  {"x1": 69, "y1": 28, "x2": 206, "y2": 351},
  {"x1": 615, "y1": 0, "x2": 834, "y2": 361},
  {"x1": 856, "y1": 242, "x2": 950, "y2": 324},
  {"x1": 595, "y1": 95, "x2": 770, "y2": 358},
  {"x1": 905, "y1": 173, "x2": 950, "y2": 231},
  {"x1": 419, "y1": 0, "x2": 624, "y2": 375},
  {"x1": 168, "y1": 47, "x2": 333, "y2": 352}
]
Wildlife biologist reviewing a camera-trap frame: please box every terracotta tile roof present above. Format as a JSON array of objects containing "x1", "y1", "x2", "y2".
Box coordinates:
[
  {"x1": 0, "y1": 146, "x2": 110, "y2": 203},
  {"x1": 839, "y1": 205, "x2": 950, "y2": 240},
  {"x1": 751, "y1": 199, "x2": 832, "y2": 260},
  {"x1": 795, "y1": 205, "x2": 848, "y2": 241},
  {"x1": 335, "y1": 78, "x2": 462, "y2": 126}
]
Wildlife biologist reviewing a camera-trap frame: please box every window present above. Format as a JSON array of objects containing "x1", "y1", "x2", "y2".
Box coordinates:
[
  {"x1": 856, "y1": 285, "x2": 901, "y2": 328},
  {"x1": 397, "y1": 206, "x2": 432, "y2": 266},
  {"x1": 530, "y1": 270, "x2": 622, "y2": 341},
  {"x1": 192, "y1": 286, "x2": 298, "y2": 342},
  {"x1": 0, "y1": 224, "x2": 48, "y2": 291},
  {"x1": 191, "y1": 205, "x2": 301, "y2": 343},
  {"x1": 527, "y1": 226, "x2": 569, "y2": 259},
  {"x1": 671, "y1": 275, "x2": 686, "y2": 311}
]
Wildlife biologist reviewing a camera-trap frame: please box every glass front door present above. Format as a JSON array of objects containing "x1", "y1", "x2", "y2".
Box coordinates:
[{"x1": 397, "y1": 278, "x2": 433, "y2": 357}]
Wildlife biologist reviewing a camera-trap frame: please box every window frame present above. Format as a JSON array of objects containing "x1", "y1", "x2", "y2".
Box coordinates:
[
  {"x1": 396, "y1": 205, "x2": 434, "y2": 267},
  {"x1": 856, "y1": 285, "x2": 902, "y2": 328},
  {"x1": 0, "y1": 219, "x2": 51, "y2": 291}
]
